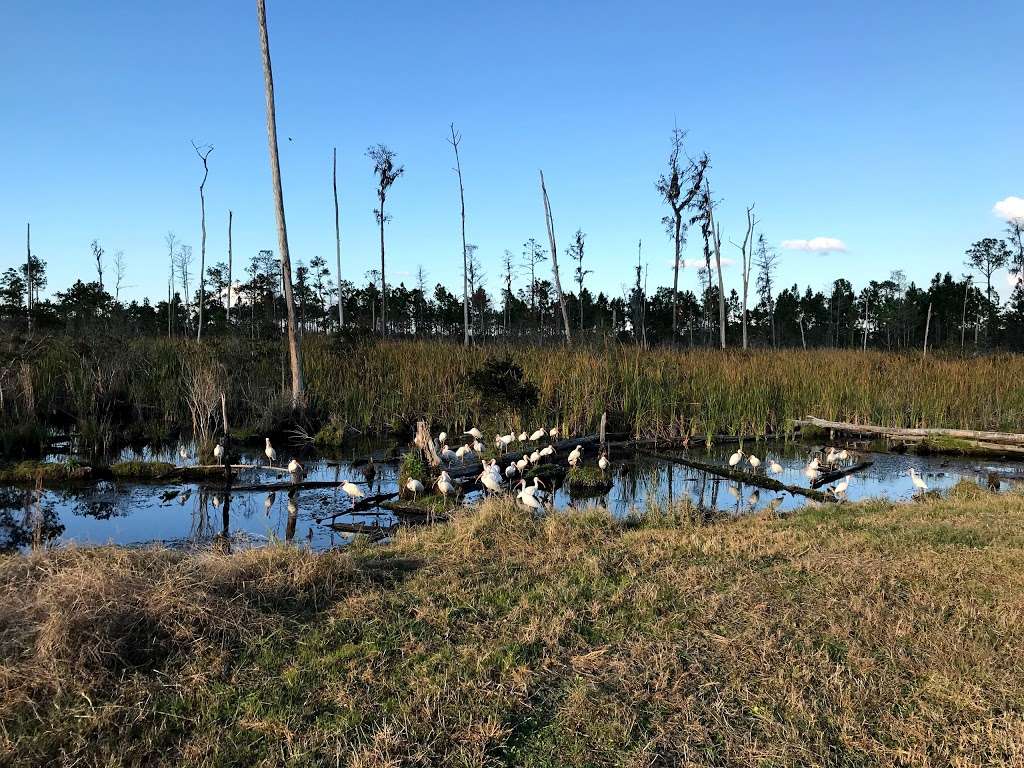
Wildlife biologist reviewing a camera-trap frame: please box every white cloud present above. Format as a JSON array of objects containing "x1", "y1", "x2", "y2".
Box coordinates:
[
  {"x1": 994, "y1": 196, "x2": 1024, "y2": 223},
  {"x1": 780, "y1": 237, "x2": 848, "y2": 253}
]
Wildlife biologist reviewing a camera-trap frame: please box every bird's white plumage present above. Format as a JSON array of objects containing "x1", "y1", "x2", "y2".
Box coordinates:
[
  {"x1": 342, "y1": 481, "x2": 365, "y2": 498},
  {"x1": 729, "y1": 450, "x2": 743, "y2": 467},
  {"x1": 465, "y1": 427, "x2": 483, "y2": 440},
  {"x1": 529, "y1": 429, "x2": 546, "y2": 441}
]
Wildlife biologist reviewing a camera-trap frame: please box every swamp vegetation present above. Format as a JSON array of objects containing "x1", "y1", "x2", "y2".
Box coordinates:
[{"x1": 3, "y1": 335, "x2": 1024, "y2": 462}]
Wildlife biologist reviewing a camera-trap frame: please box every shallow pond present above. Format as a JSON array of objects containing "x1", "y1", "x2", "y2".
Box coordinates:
[{"x1": 2, "y1": 439, "x2": 1019, "y2": 553}]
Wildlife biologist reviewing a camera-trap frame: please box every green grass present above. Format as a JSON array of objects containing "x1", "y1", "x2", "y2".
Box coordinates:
[{"x1": 4, "y1": 487, "x2": 1024, "y2": 765}]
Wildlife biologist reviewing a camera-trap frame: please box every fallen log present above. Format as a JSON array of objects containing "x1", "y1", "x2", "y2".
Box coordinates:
[
  {"x1": 810, "y1": 461, "x2": 874, "y2": 489},
  {"x1": 796, "y1": 416, "x2": 1024, "y2": 448},
  {"x1": 211, "y1": 479, "x2": 346, "y2": 492},
  {"x1": 326, "y1": 521, "x2": 393, "y2": 539},
  {"x1": 644, "y1": 451, "x2": 831, "y2": 502}
]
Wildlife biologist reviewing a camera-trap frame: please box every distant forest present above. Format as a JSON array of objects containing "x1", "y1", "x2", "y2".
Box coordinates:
[{"x1": 4, "y1": 233, "x2": 1024, "y2": 351}]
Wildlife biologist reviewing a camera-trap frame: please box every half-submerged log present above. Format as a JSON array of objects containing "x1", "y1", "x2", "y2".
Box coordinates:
[
  {"x1": 646, "y1": 451, "x2": 831, "y2": 502},
  {"x1": 810, "y1": 461, "x2": 874, "y2": 489},
  {"x1": 796, "y1": 416, "x2": 1024, "y2": 448}
]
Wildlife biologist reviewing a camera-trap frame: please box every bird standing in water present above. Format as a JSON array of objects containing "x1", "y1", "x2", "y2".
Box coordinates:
[
  {"x1": 264, "y1": 438, "x2": 276, "y2": 466},
  {"x1": 361, "y1": 458, "x2": 376, "y2": 485}
]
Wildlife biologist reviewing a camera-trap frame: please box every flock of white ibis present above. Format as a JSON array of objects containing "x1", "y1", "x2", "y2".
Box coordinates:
[
  {"x1": 182, "y1": 429, "x2": 934, "y2": 515},
  {"x1": 725, "y1": 444, "x2": 930, "y2": 498}
]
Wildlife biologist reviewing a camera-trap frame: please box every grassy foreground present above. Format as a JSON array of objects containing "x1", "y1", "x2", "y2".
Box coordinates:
[{"x1": 3, "y1": 487, "x2": 1024, "y2": 766}]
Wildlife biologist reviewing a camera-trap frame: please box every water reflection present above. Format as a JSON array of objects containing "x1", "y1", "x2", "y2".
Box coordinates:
[{"x1": 2, "y1": 438, "x2": 1019, "y2": 553}]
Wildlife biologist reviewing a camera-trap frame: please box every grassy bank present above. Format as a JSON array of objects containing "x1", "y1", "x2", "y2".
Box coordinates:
[
  {"x1": 5, "y1": 336, "x2": 1024, "y2": 457},
  {"x1": 3, "y1": 486, "x2": 1024, "y2": 766}
]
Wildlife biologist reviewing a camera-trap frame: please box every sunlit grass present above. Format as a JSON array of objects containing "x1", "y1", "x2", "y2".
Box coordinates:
[{"x1": 3, "y1": 487, "x2": 1024, "y2": 765}]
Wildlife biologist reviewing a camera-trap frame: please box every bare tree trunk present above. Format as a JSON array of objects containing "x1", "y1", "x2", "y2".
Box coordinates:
[
  {"x1": 227, "y1": 210, "x2": 233, "y2": 324},
  {"x1": 540, "y1": 170, "x2": 572, "y2": 343},
  {"x1": 862, "y1": 296, "x2": 869, "y2": 351},
  {"x1": 736, "y1": 204, "x2": 756, "y2": 350},
  {"x1": 193, "y1": 142, "x2": 212, "y2": 340},
  {"x1": 922, "y1": 302, "x2": 932, "y2": 360},
  {"x1": 256, "y1": 0, "x2": 305, "y2": 407},
  {"x1": 711, "y1": 216, "x2": 726, "y2": 349},
  {"x1": 333, "y1": 147, "x2": 343, "y2": 329},
  {"x1": 448, "y1": 125, "x2": 470, "y2": 346},
  {"x1": 378, "y1": 198, "x2": 386, "y2": 336},
  {"x1": 25, "y1": 223, "x2": 32, "y2": 331},
  {"x1": 671, "y1": 215, "x2": 681, "y2": 341},
  {"x1": 960, "y1": 277, "x2": 971, "y2": 350}
]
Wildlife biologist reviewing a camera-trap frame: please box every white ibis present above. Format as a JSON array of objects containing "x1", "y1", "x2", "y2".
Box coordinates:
[
  {"x1": 441, "y1": 444, "x2": 457, "y2": 463},
  {"x1": 909, "y1": 468, "x2": 928, "y2": 494},
  {"x1": 435, "y1": 472, "x2": 456, "y2": 501},
  {"x1": 405, "y1": 477, "x2": 425, "y2": 499},
  {"x1": 518, "y1": 431, "x2": 529, "y2": 442},
  {"x1": 539, "y1": 445, "x2": 555, "y2": 458},
  {"x1": 438, "y1": 431, "x2": 447, "y2": 445},
  {"x1": 729, "y1": 449, "x2": 744, "y2": 467},
  {"x1": 837, "y1": 449, "x2": 849, "y2": 462},
  {"x1": 455, "y1": 444, "x2": 471, "y2": 463},
  {"x1": 287, "y1": 458, "x2": 304, "y2": 479},
  {"x1": 212, "y1": 442, "x2": 224, "y2": 462},
  {"x1": 505, "y1": 463, "x2": 518, "y2": 479},
  {"x1": 769, "y1": 460, "x2": 783, "y2": 474},
  {"x1": 529, "y1": 428, "x2": 546, "y2": 441},
  {"x1": 517, "y1": 486, "x2": 545, "y2": 511},
  {"x1": 178, "y1": 445, "x2": 189, "y2": 461},
  {"x1": 264, "y1": 438, "x2": 276, "y2": 466},
  {"x1": 747, "y1": 454, "x2": 761, "y2": 471},
  {"x1": 568, "y1": 446, "x2": 582, "y2": 463},
  {"x1": 529, "y1": 450, "x2": 541, "y2": 464},
  {"x1": 497, "y1": 433, "x2": 515, "y2": 451},
  {"x1": 519, "y1": 476, "x2": 545, "y2": 497},
  {"x1": 479, "y1": 468, "x2": 503, "y2": 494},
  {"x1": 549, "y1": 426, "x2": 559, "y2": 439},
  {"x1": 465, "y1": 427, "x2": 484, "y2": 440},
  {"x1": 341, "y1": 480, "x2": 365, "y2": 499},
  {"x1": 472, "y1": 439, "x2": 485, "y2": 454},
  {"x1": 598, "y1": 452, "x2": 609, "y2": 472}
]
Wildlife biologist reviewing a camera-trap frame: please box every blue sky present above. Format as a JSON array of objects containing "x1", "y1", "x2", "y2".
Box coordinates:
[{"x1": 2, "y1": 1, "x2": 1022, "y2": 303}]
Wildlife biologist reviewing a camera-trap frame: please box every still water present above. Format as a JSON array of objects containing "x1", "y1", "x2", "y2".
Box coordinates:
[{"x1": 2, "y1": 440, "x2": 1018, "y2": 553}]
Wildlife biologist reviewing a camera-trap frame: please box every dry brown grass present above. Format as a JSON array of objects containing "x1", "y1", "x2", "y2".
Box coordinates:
[{"x1": 3, "y1": 487, "x2": 1024, "y2": 766}]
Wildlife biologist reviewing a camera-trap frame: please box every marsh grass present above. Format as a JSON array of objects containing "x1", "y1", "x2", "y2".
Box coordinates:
[
  {"x1": 7, "y1": 338, "x2": 1024, "y2": 453},
  {"x1": 3, "y1": 487, "x2": 1024, "y2": 765}
]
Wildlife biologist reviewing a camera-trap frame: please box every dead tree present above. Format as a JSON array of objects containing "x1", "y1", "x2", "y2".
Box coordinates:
[
  {"x1": 332, "y1": 147, "x2": 343, "y2": 329},
  {"x1": 192, "y1": 141, "x2": 214, "y2": 340},
  {"x1": 730, "y1": 203, "x2": 757, "y2": 349},
  {"x1": 165, "y1": 232, "x2": 178, "y2": 337},
  {"x1": 226, "y1": 210, "x2": 233, "y2": 324},
  {"x1": 113, "y1": 250, "x2": 127, "y2": 300},
  {"x1": 448, "y1": 124, "x2": 470, "y2": 345},
  {"x1": 91, "y1": 239, "x2": 105, "y2": 290},
  {"x1": 656, "y1": 128, "x2": 708, "y2": 342},
  {"x1": 539, "y1": 170, "x2": 572, "y2": 343},
  {"x1": 25, "y1": 223, "x2": 32, "y2": 331},
  {"x1": 256, "y1": 0, "x2": 305, "y2": 407},
  {"x1": 367, "y1": 143, "x2": 404, "y2": 336}
]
